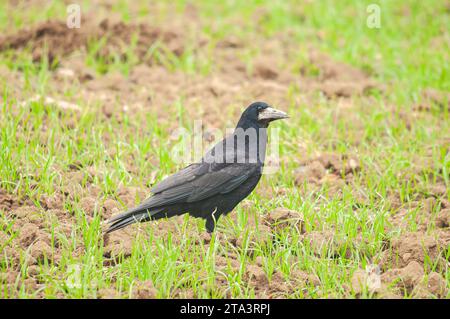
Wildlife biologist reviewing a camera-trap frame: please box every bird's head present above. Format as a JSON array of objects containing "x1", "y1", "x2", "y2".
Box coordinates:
[{"x1": 237, "y1": 101, "x2": 289, "y2": 128}]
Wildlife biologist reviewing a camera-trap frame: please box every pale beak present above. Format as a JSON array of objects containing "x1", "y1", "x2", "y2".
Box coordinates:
[{"x1": 258, "y1": 107, "x2": 289, "y2": 121}]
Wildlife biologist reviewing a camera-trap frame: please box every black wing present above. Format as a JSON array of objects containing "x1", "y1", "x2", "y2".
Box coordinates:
[{"x1": 143, "y1": 161, "x2": 257, "y2": 208}]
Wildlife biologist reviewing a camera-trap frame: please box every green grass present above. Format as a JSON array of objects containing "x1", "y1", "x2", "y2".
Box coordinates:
[{"x1": 0, "y1": 0, "x2": 449, "y2": 298}]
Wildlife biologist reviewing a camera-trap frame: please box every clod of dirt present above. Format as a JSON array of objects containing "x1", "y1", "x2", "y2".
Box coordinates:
[
  {"x1": 173, "y1": 288, "x2": 195, "y2": 298},
  {"x1": 0, "y1": 272, "x2": 18, "y2": 285},
  {"x1": 306, "y1": 50, "x2": 380, "y2": 98},
  {"x1": 0, "y1": 19, "x2": 185, "y2": 64},
  {"x1": 26, "y1": 265, "x2": 40, "y2": 278},
  {"x1": 245, "y1": 264, "x2": 269, "y2": 286},
  {"x1": 414, "y1": 272, "x2": 448, "y2": 298},
  {"x1": 217, "y1": 37, "x2": 244, "y2": 49},
  {"x1": 30, "y1": 240, "x2": 53, "y2": 264},
  {"x1": 316, "y1": 153, "x2": 361, "y2": 175},
  {"x1": 40, "y1": 193, "x2": 64, "y2": 210},
  {"x1": 380, "y1": 261, "x2": 437, "y2": 297},
  {"x1": 18, "y1": 223, "x2": 40, "y2": 247},
  {"x1": 103, "y1": 230, "x2": 134, "y2": 263},
  {"x1": 1, "y1": 246, "x2": 21, "y2": 268},
  {"x1": 414, "y1": 88, "x2": 450, "y2": 112},
  {"x1": 102, "y1": 198, "x2": 119, "y2": 219},
  {"x1": 263, "y1": 208, "x2": 305, "y2": 233},
  {"x1": 381, "y1": 232, "x2": 446, "y2": 270},
  {"x1": 0, "y1": 189, "x2": 16, "y2": 211},
  {"x1": 22, "y1": 278, "x2": 40, "y2": 294},
  {"x1": 254, "y1": 255, "x2": 264, "y2": 267},
  {"x1": 387, "y1": 260, "x2": 424, "y2": 283},
  {"x1": 0, "y1": 20, "x2": 88, "y2": 62},
  {"x1": 294, "y1": 160, "x2": 326, "y2": 184},
  {"x1": 290, "y1": 269, "x2": 321, "y2": 287},
  {"x1": 294, "y1": 153, "x2": 360, "y2": 190},
  {"x1": 426, "y1": 184, "x2": 447, "y2": 197},
  {"x1": 309, "y1": 51, "x2": 368, "y2": 81},
  {"x1": 132, "y1": 280, "x2": 157, "y2": 299},
  {"x1": 436, "y1": 209, "x2": 449, "y2": 228},
  {"x1": 215, "y1": 255, "x2": 241, "y2": 272},
  {"x1": 267, "y1": 271, "x2": 292, "y2": 297},
  {"x1": 321, "y1": 81, "x2": 379, "y2": 98},
  {"x1": 97, "y1": 288, "x2": 120, "y2": 299},
  {"x1": 10, "y1": 205, "x2": 34, "y2": 219},
  {"x1": 79, "y1": 196, "x2": 98, "y2": 216},
  {"x1": 98, "y1": 18, "x2": 185, "y2": 58},
  {"x1": 253, "y1": 58, "x2": 279, "y2": 80},
  {"x1": 389, "y1": 206, "x2": 430, "y2": 232}
]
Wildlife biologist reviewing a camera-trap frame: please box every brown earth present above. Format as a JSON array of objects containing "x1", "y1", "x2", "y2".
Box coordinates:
[
  {"x1": 0, "y1": 19, "x2": 185, "y2": 64},
  {"x1": 293, "y1": 153, "x2": 361, "y2": 199},
  {"x1": 305, "y1": 50, "x2": 381, "y2": 98},
  {"x1": 414, "y1": 88, "x2": 450, "y2": 113}
]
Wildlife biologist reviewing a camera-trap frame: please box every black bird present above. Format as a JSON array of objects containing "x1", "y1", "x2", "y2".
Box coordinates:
[{"x1": 105, "y1": 101, "x2": 288, "y2": 234}]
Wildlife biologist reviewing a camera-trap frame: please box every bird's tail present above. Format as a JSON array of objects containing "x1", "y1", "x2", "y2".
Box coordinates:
[{"x1": 104, "y1": 205, "x2": 165, "y2": 234}]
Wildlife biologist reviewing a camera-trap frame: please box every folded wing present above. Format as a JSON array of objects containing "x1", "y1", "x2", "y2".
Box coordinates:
[{"x1": 145, "y1": 162, "x2": 257, "y2": 209}]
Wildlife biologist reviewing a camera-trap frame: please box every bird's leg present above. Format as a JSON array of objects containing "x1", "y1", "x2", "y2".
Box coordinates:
[
  {"x1": 205, "y1": 210, "x2": 226, "y2": 242},
  {"x1": 198, "y1": 218, "x2": 215, "y2": 244},
  {"x1": 205, "y1": 217, "x2": 216, "y2": 234},
  {"x1": 205, "y1": 207, "x2": 219, "y2": 233}
]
